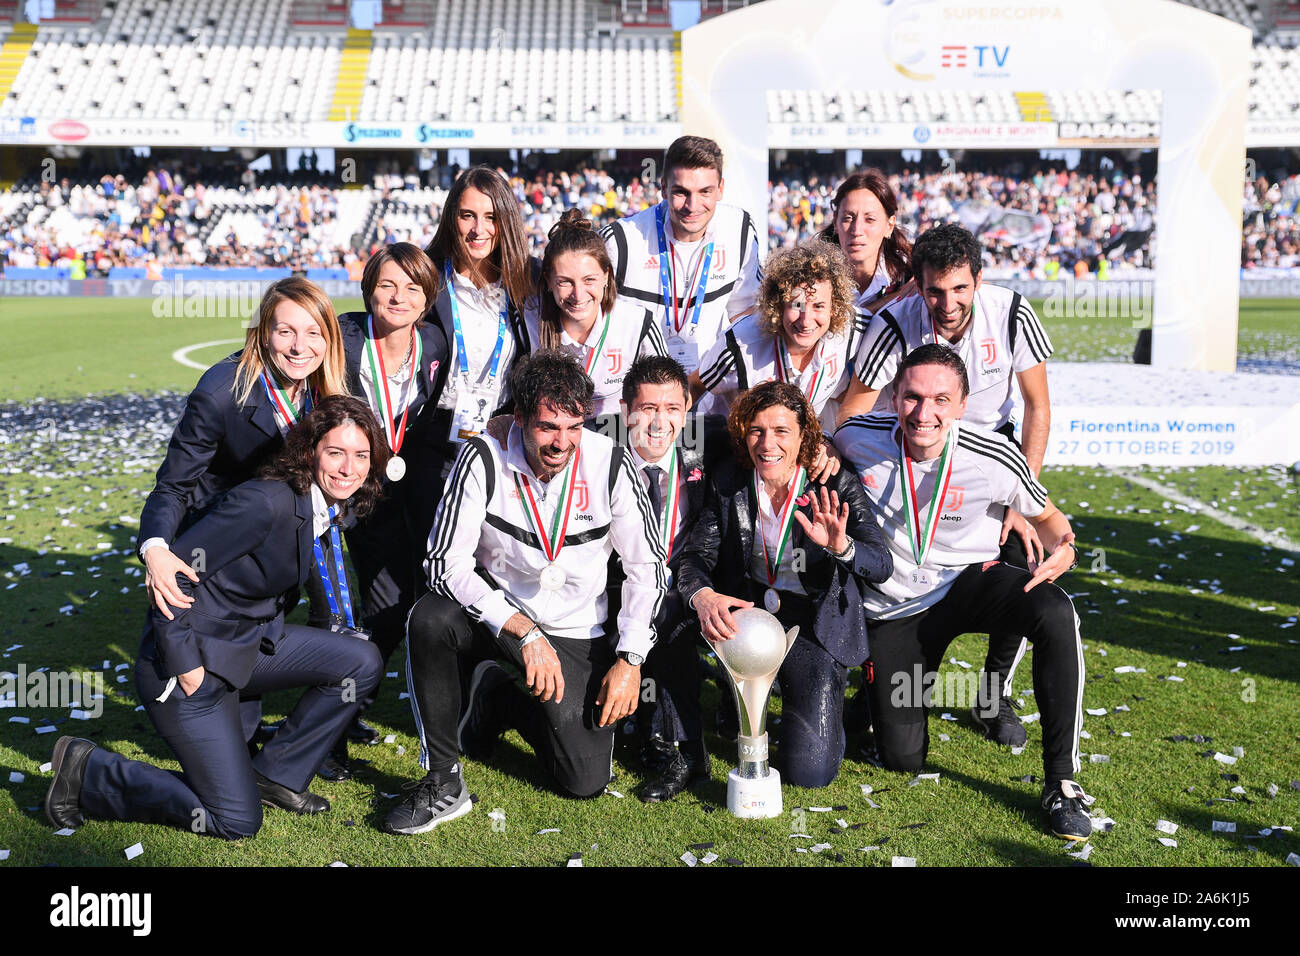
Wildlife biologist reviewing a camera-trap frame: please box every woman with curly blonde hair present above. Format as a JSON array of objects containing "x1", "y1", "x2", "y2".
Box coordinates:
[{"x1": 691, "y1": 240, "x2": 864, "y2": 435}]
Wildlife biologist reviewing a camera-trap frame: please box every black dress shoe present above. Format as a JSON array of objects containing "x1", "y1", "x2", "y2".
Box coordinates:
[
  {"x1": 640, "y1": 734, "x2": 677, "y2": 774},
  {"x1": 316, "y1": 752, "x2": 353, "y2": 782},
  {"x1": 256, "y1": 773, "x2": 330, "y2": 814},
  {"x1": 345, "y1": 716, "x2": 380, "y2": 745},
  {"x1": 45, "y1": 736, "x2": 97, "y2": 830},
  {"x1": 638, "y1": 751, "x2": 711, "y2": 804}
]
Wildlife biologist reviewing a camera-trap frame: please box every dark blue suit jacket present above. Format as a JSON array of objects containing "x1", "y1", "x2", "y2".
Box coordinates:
[
  {"x1": 139, "y1": 354, "x2": 285, "y2": 545},
  {"x1": 674, "y1": 461, "x2": 893, "y2": 667},
  {"x1": 141, "y1": 479, "x2": 314, "y2": 689}
]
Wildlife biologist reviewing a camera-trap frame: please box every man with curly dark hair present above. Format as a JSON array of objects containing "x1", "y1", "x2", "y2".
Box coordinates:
[{"x1": 385, "y1": 350, "x2": 667, "y2": 835}]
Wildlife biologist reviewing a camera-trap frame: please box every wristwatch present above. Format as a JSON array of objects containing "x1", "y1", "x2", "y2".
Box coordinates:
[
  {"x1": 618, "y1": 651, "x2": 645, "y2": 667},
  {"x1": 1062, "y1": 541, "x2": 1080, "y2": 571}
]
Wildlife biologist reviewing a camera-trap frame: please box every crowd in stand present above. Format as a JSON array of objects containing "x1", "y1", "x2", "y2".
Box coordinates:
[{"x1": 3, "y1": 160, "x2": 1297, "y2": 275}]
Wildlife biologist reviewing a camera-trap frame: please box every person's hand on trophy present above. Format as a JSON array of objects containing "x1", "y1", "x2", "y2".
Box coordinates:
[{"x1": 690, "y1": 588, "x2": 754, "y2": 643}]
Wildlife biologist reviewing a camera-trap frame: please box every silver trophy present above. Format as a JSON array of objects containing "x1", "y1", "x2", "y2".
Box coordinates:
[{"x1": 713, "y1": 607, "x2": 799, "y2": 818}]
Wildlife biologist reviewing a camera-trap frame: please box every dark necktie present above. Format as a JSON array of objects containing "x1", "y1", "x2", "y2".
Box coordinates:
[{"x1": 643, "y1": 465, "x2": 663, "y2": 522}]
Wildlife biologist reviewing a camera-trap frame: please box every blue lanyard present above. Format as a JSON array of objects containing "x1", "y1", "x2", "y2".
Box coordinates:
[
  {"x1": 312, "y1": 506, "x2": 354, "y2": 628},
  {"x1": 655, "y1": 203, "x2": 714, "y2": 338},
  {"x1": 445, "y1": 261, "x2": 508, "y2": 383}
]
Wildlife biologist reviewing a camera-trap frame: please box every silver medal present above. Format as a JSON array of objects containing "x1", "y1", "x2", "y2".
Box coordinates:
[
  {"x1": 763, "y1": 587, "x2": 781, "y2": 614},
  {"x1": 539, "y1": 563, "x2": 567, "y2": 591},
  {"x1": 385, "y1": 455, "x2": 406, "y2": 482}
]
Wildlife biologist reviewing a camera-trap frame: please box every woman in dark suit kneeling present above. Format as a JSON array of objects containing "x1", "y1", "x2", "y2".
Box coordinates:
[
  {"x1": 43, "y1": 396, "x2": 386, "y2": 840},
  {"x1": 674, "y1": 381, "x2": 892, "y2": 787}
]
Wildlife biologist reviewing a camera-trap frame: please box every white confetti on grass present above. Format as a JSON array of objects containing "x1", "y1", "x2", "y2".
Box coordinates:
[
  {"x1": 1212, "y1": 820, "x2": 1237, "y2": 833},
  {"x1": 124, "y1": 842, "x2": 143, "y2": 860},
  {"x1": 1068, "y1": 842, "x2": 1094, "y2": 860},
  {"x1": 891, "y1": 856, "x2": 917, "y2": 867},
  {"x1": 681, "y1": 851, "x2": 698, "y2": 867},
  {"x1": 1213, "y1": 752, "x2": 1239, "y2": 765},
  {"x1": 1158, "y1": 837, "x2": 1178, "y2": 848},
  {"x1": 1156, "y1": 820, "x2": 1179, "y2": 835},
  {"x1": 7, "y1": 771, "x2": 23, "y2": 783},
  {"x1": 53, "y1": 828, "x2": 75, "y2": 837},
  {"x1": 537, "y1": 828, "x2": 560, "y2": 835}
]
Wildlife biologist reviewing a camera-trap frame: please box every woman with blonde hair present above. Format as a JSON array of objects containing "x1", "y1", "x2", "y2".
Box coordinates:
[{"x1": 139, "y1": 275, "x2": 348, "y2": 624}]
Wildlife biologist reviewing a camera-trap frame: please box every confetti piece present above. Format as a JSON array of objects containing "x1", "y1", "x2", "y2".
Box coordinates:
[
  {"x1": 537, "y1": 828, "x2": 560, "y2": 835},
  {"x1": 1288, "y1": 853, "x2": 1300, "y2": 867},
  {"x1": 835, "y1": 818, "x2": 848, "y2": 828},
  {"x1": 1268, "y1": 784, "x2": 1279, "y2": 798},
  {"x1": 385, "y1": 671, "x2": 399, "y2": 678},
  {"x1": 114, "y1": 663, "x2": 130, "y2": 672},
  {"x1": 39, "y1": 762, "x2": 51, "y2": 773},
  {"x1": 789, "y1": 833, "x2": 813, "y2": 840},
  {"x1": 1156, "y1": 820, "x2": 1179, "y2": 835},
  {"x1": 939, "y1": 712, "x2": 957, "y2": 722},
  {"x1": 0, "y1": 850, "x2": 7, "y2": 860},
  {"x1": 329, "y1": 862, "x2": 348, "y2": 867},
  {"x1": 700, "y1": 852, "x2": 718, "y2": 865},
  {"x1": 124, "y1": 843, "x2": 143, "y2": 860},
  {"x1": 859, "y1": 784, "x2": 873, "y2": 795},
  {"x1": 1011, "y1": 746, "x2": 1026, "y2": 755},
  {"x1": 1086, "y1": 708, "x2": 1108, "y2": 716},
  {"x1": 487, "y1": 810, "x2": 506, "y2": 823},
  {"x1": 69, "y1": 710, "x2": 92, "y2": 721},
  {"x1": 8, "y1": 771, "x2": 24, "y2": 784},
  {"x1": 1212, "y1": 820, "x2": 1236, "y2": 833},
  {"x1": 1213, "y1": 753, "x2": 1238, "y2": 765},
  {"x1": 807, "y1": 806, "x2": 832, "y2": 812},
  {"x1": 35, "y1": 725, "x2": 56, "y2": 734},
  {"x1": 1069, "y1": 842, "x2": 1094, "y2": 860},
  {"x1": 1089, "y1": 755, "x2": 1111, "y2": 764},
  {"x1": 605, "y1": 789, "x2": 624, "y2": 799},
  {"x1": 937, "y1": 733, "x2": 950, "y2": 742},
  {"x1": 1232, "y1": 746, "x2": 1245, "y2": 757},
  {"x1": 891, "y1": 856, "x2": 916, "y2": 867},
  {"x1": 54, "y1": 828, "x2": 75, "y2": 837},
  {"x1": 384, "y1": 734, "x2": 396, "y2": 744},
  {"x1": 681, "y1": 852, "x2": 698, "y2": 867},
  {"x1": 1020, "y1": 712, "x2": 1040, "y2": 723},
  {"x1": 1165, "y1": 676, "x2": 1185, "y2": 682},
  {"x1": 810, "y1": 843, "x2": 832, "y2": 853},
  {"x1": 864, "y1": 797, "x2": 881, "y2": 810},
  {"x1": 566, "y1": 857, "x2": 583, "y2": 867},
  {"x1": 1158, "y1": 837, "x2": 1178, "y2": 848},
  {"x1": 8, "y1": 716, "x2": 29, "y2": 724}
]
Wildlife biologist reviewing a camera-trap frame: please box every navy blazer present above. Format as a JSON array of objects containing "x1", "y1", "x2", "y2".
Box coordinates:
[
  {"x1": 338, "y1": 310, "x2": 451, "y2": 489},
  {"x1": 139, "y1": 354, "x2": 285, "y2": 545},
  {"x1": 674, "y1": 460, "x2": 893, "y2": 667},
  {"x1": 141, "y1": 479, "x2": 315, "y2": 689}
]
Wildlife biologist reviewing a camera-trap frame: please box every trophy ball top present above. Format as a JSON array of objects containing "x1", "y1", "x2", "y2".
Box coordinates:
[{"x1": 717, "y1": 608, "x2": 791, "y2": 680}]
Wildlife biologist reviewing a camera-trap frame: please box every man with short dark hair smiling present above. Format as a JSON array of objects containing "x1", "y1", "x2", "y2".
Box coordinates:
[{"x1": 385, "y1": 350, "x2": 665, "y2": 836}]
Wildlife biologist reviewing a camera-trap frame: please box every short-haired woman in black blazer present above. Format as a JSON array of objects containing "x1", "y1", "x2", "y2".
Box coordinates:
[
  {"x1": 674, "y1": 381, "x2": 893, "y2": 788},
  {"x1": 44, "y1": 396, "x2": 386, "y2": 840},
  {"x1": 330, "y1": 242, "x2": 449, "y2": 776}
]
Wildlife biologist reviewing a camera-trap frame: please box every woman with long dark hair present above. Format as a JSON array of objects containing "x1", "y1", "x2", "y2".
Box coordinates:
[
  {"x1": 44, "y1": 396, "x2": 386, "y2": 840},
  {"x1": 525, "y1": 209, "x2": 665, "y2": 424},
  {"x1": 818, "y1": 169, "x2": 913, "y2": 312},
  {"x1": 419, "y1": 166, "x2": 538, "y2": 533}
]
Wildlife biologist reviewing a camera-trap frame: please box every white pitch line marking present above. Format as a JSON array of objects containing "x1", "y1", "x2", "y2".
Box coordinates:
[
  {"x1": 1116, "y1": 469, "x2": 1299, "y2": 555},
  {"x1": 172, "y1": 339, "x2": 242, "y2": 371}
]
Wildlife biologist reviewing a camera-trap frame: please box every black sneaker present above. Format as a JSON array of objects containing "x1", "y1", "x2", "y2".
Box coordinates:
[
  {"x1": 457, "y1": 659, "x2": 513, "y2": 761},
  {"x1": 971, "y1": 694, "x2": 1028, "y2": 747},
  {"x1": 384, "y1": 767, "x2": 472, "y2": 835},
  {"x1": 1042, "y1": 780, "x2": 1093, "y2": 841}
]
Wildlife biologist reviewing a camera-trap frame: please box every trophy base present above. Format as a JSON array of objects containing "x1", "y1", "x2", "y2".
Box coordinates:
[{"x1": 726, "y1": 767, "x2": 783, "y2": 819}]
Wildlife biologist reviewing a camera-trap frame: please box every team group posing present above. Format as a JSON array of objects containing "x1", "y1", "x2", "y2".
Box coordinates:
[{"x1": 43, "y1": 136, "x2": 1094, "y2": 848}]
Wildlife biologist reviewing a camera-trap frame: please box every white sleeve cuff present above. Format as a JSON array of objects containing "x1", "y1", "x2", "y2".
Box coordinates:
[
  {"x1": 478, "y1": 591, "x2": 518, "y2": 638},
  {"x1": 139, "y1": 537, "x2": 169, "y2": 560}
]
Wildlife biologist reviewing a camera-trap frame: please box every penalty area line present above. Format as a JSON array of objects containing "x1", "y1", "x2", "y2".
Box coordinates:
[
  {"x1": 1115, "y1": 468, "x2": 1299, "y2": 555},
  {"x1": 172, "y1": 339, "x2": 242, "y2": 371}
]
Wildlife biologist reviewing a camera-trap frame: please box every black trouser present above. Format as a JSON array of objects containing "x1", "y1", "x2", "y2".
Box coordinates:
[
  {"x1": 768, "y1": 593, "x2": 849, "y2": 788},
  {"x1": 864, "y1": 561, "x2": 1083, "y2": 784},
  {"x1": 984, "y1": 421, "x2": 1032, "y2": 695},
  {"x1": 347, "y1": 489, "x2": 420, "y2": 668},
  {"x1": 404, "y1": 592, "x2": 616, "y2": 798},
  {"x1": 81, "y1": 626, "x2": 381, "y2": 840},
  {"x1": 641, "y1": 589, "x2": 705, "y2": 745}
]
